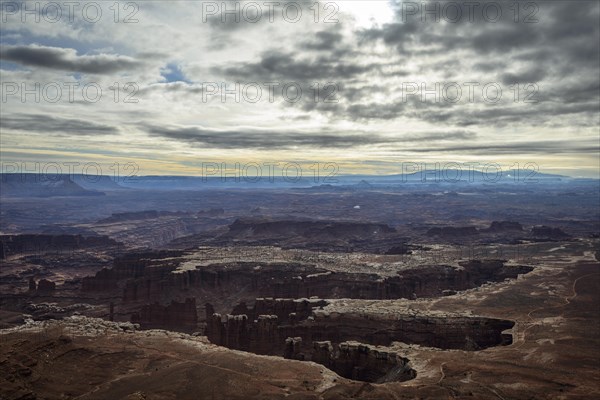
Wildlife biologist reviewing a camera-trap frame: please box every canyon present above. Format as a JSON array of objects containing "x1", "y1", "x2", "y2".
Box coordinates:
[{"x1": 0, "y1": 179, "x2": 598, "y2": 399}]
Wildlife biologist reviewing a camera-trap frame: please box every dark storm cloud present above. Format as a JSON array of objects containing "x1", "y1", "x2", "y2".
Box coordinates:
[
  {"x1": 359, "y1": 18, "x2": 421, "y2": 53},
  {"x1": 473, "y1": 61, "x2": 507, "y2": 72},
  {"x1": 405, "y1": 131, "x2": 476, "y2": 142},
  {"x1": 343, "y1": 95, "x2": 463, "y2": 122},
  {"x1": 337, "y1": 84, "x2": 391, "y2": 103},
  {"x1": 546, "y1": 2, "x2": 599, "y2": 41},
  {"x1": 0, "y1": 45, "x2": 142, "y2": 74},
  {"x1": 501, "y1": 66, "x2": 548, "y2": 85},
  {"x1": 468, "y1": 25, "x2": 543, "y2": 54},
  {"x1": 555, "y1": 81, "x2": 600, "y2": 104},
  {"x1": 146, "y1": 125, "x2": 383, "y2": 149},
  {"x1": 361, "y1": 1, "x2": 599, "y2": 67},
  {"x1": 299, "y1": 30, "x2": 350, "y2": 56},
  {"x1": 361, "y1": 4, "x2": 546, "y2": 56},
  {"x1": 0, "y1": 114, "x2": 119, "y2": 135},
  {"x1": 214, "y1": 47, "x2": 382, "y2": 115},
  {"x1": 217, "y1": 50, "x2": 378, "y2": 81},
  {"x1": 347, "y1": 0, "x2": 600, "y2": 125},
  {"x1": 346, "y1": 101, "x2": 406, "y2": 120},
  {"x1": 207, "y1": 1, "x2": 598, "y2": 131},
  {"x1": 416, "y1": 102, "x2": 600, "y2": 128},
  {"x1": 144, "y1": 125, "x2": 475, "y2": 149},
  {"x1": 406, "y1": 139, "x2": 600, "y2": 155},
  {"x1": 136, "y1": 51, "x2": 170, "y2": 60},
  {"x1": 204, "y1": 2, "x2": 599, "y2": 132}
]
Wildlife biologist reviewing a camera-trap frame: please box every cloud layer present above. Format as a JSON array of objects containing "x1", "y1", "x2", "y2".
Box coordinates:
[{"x1": 0, "y1": 0, "x2": 598, "y2": 176}]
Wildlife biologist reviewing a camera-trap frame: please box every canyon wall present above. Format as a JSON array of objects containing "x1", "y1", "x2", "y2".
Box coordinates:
[
  {"x1": 131, "y1": 298, "x2": 198, "y2": 333},
  {"x1": 82, "y1": 255, "x2": 532, "y2": 306},
  {"x1": 309, "y1": 340, "x2": 416, "y2": 383},
  {"x1": 206, "y1": 304, "x2": 515, "y2": 355},
  {"x1": 0, "y1": 234, "x2": 118, "y2": 259}
]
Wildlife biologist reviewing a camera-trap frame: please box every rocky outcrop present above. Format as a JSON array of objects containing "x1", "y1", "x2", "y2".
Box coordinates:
[
  {"x1": 98, "y1": 210, "x2": 187, "y2": 224},
  {"x1": 122, "y1": 260, "x2": 531, "y2": 304},
  {"x1": 226, "y1": 218, "x2": 396, "y2": 239},
  {"x1": 0, "y1": 234, "x2": 118, "y2": 259},
  {"x1": 177, "y1": 218, "x2": 403, "y2": 252},
  {"x1": 37, "y1": 279, "x2": 56, "y2": 292},
  {"x1": 206, "y1": 300, "x2": 515, "y2": 357},
  {"x1": 82, "y1": 254, "x2": 532, "y2": 311},
  {"x1": 231, "y1": 298, "x2": 328, "y2": 324},
  {"x1": 206, "y1": 312, "x2": 282, "y2": 355},
  {"x1": 131, "y1": 298, "x2": 198, "y2": 333},
  {"x1": 486, "y1": 221, "x2": 523, "y2": 232},
  {"x1": 531, "y1": 226, "x2": 571, "y2": 239},
  {"x1": 427, "y1": 220, "x2": 524, "y2": 237},
  {"x1": 206, "y1": 313, "x2": 248, "y2": 350},
  {"x1": 0, "y1": 173, "x2": 104, "y2": 197},
  {"x1": 197, "y1": 208, "x2": 225, "y2": 216},
  {"x1": 81, "y1": 268, "x2": 120, "y2": 292},
  {"x1": 284, "y1": 336, "x2": 304, "y2": 360},
  {"x1": 26, "y1": 278, "x2": 56, "y2": 292},
  {"x1": 309, "y1": 341, "x2": 416, "y2": 383},
  {"x1": 427, "y1": 226, "x2": 478, "y2": 237},
  {"x1": 302, "y1": 312, "x2": 515, "y2": 350},
  {"x1": 81, "y1": 250, "x2": 183, "y2": 293},
  {"x1": 384, "y1": 245, "x2": 412, "y2": 255},
  {"x1": 207, "y1": 301, "x2": 508, "y2": 381}
]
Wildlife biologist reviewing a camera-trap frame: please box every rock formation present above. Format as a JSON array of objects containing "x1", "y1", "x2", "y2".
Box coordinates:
[
  {"x1": 131, "y1": 298, "x2": 198, "y2": 333},
  {"x1": 0, "y1": 173, "x2": 105, "y2": 197},
  {"x1": 531, "y1": 225, "x2": 571, "y2": 239},
  {"x1": 26, "y1": 278, "x2": 55, "y2": 292},
  {"x1": 309, "y1": 341, "x2": 416, "y2": 383},
  {"x1": 36, "y1": 279, "x2": 56, "y2": 292},
  {"x1": 427, "y1": 226, "x2": 478, "y2": 237},
  {"x1": 205, "y1": 298, "x2": 515, "y2": 368},
  {"x1": 486, "y1": 221, "x2": 523, "y2": 232},
  {"x1": 81, "y1": 252, "x2": 532, "y2": 314},
  {"x1": 0, "y1": 234, "x2": 118, "y2": 259}
]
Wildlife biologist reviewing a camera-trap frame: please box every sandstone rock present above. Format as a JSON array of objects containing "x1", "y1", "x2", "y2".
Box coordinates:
[
  {"x1": 37, "y1": 279, "x2": 55, "y2": 292},
  {"x1": 0, "y1": 234, "x2": 117, "y2": 259},
  {"x1": 427, "y1": 226, "x2": 478, "y2": 237},
  {"x1": 531, "y1": 225, "x2": 570, "y2": 239},
  {"x1": 131, "y1": 298, "x2": 198, "y2": 333},
  {"x1": 487, "y1": 221, "x2": 523, "y2": 232},
  {"x1": 284, "y1": 337, "x2": 303, "y2": 360}
]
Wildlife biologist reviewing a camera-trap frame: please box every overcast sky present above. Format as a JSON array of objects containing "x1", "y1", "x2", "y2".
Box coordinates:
[{"x1": 1, "y1": 0, "x2": 599, "y2": 177}]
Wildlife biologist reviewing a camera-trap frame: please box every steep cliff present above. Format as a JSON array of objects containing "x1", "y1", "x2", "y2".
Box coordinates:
[
  {"x1": 309, "y1": 340, "x2": 416, "y2": 383},
  {"x1": 0, "y1": 234, "x2": 118, "y2": 259},
  {"x1": 131, "y1": 298, "x2": 198, "y2": 332},
  {"x1": 206, "y1": 303, "x2": 514, "y2": 356},
  {"x1": 81, "y1": 254, "x2": 532, "y2": 313}
]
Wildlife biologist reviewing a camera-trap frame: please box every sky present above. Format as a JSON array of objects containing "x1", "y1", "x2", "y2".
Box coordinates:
[{"x1": 0, "y1": 0, "x2": 599, "y2": 178}]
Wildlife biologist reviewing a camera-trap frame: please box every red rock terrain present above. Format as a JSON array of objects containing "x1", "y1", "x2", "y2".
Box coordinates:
[{"x1": 1, "y1": 239, "x2": 596, "y2": 399}]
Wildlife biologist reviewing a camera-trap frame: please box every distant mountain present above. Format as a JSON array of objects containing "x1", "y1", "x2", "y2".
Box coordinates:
[
  {"x1": 334, "y1": 169, "x2": 571, "y2": 185},
  {"x1": 97, "y1": 210, "x2": 186, "y2": 223},
  {"x1": 0, "y1": 174, "x2": 105, "y2": 197},
  {"x1": 0, "y1": 170, "x2": 592, "y2": 196},
  {"x1": 71, "y1": 174, "x2": 125, "y2": 191},
  {"x1": 113, "y1": 170, "x2": 581, "y2": 191},
  {"x1": 117, "y1": 175, "x2": 318, "y2": 190}
]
